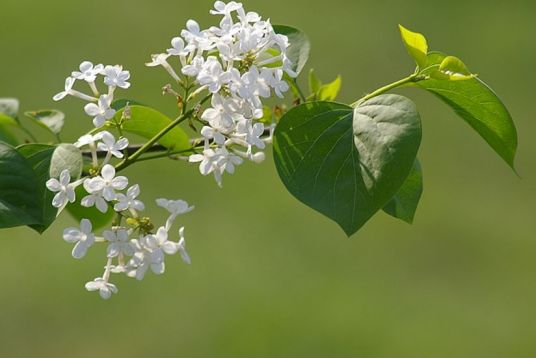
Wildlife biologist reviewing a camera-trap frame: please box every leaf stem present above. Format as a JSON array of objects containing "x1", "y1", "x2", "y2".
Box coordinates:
[
  {"x1": 351, "y1": 74, "x2": 421, "y2": 107},
  {"x1": 115, "y1": 94, "x2": 211, "y2": 171},
  {"x1": 293, "y1": 79, "x2": 307, "y2": 102}
]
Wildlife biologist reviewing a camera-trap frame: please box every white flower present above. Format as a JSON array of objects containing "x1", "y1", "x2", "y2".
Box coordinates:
[
  {"x1": 236, "y1": 120, "x2": 265, "y2": 149},
  {"x1": 177, "y1": 227, "x2": 191, "y2": 264},
  {"x1": 210, "y1": 1, "x2": 243, "y2": 17},
  {"x1": 84, "y1": 94, "x2": 116, "y2": 128},
  {"x1": 201, "y1": 94, "x2": 241, "y2": 132},
  {"x1": 146, "y1": 53, "x2": 181, "y2": 82},
  {"x1": 52, "y1": 77, "x2": 75, "y2": 101},
  {"x1": 71, "y1": 61, "x2": 104, "y2": 83},
  {"x1": 182, "y1": 55, "x2": 205, "y2": 77},
  {"x1": 197, "y1": 56, "x2": 231, "y2": 93},
  {"x1": 73, "y1": 132, "x2": 104, "y2": 148},
  {"x1": 189, "y1": 148, "x2": 220, "y2": 176},
  {"x1": 156, "y1": 198, "x2": 194, "y2": 216},
  {"x1": 85, "y1": 278, "x2": 118, "y2": 299},
  {"x1": 97, "y1": 131, "x2": 129, "y2": 159},
  {"x1": 81, "y1": 178, "x2": 109, "y2": 213},
  {"x1": 181, "y1": 20, "x2": 214, "y2": 51},
  {"x1": 63, "y1": 218, "x2": 95, "y2": 259},
  {"x1": 270, "y1": 69, "x2": 289, "y2": 98},
  {"x1": 114, "y1": 184, "x2": 145, "y2": 212},
  {"x1": 104, "y1": 228, "x2": 134, "y2": 258},
  {"x1": 167, "y1": 37, "x2": 193, "y2": 57},
  {"x1": 46, "y1": 169, "x2": 76, "y2": 208},
  {"x1": 103, "y1": 65, "x2": 131, "y2": 89},
  {"x1": 215, "y1": 146, "x2": 243, "y2": 175},
  {"x1": 84, "y1": 164, "x2": 128, "y2": 201},
  {"x1": 201, "y1": 125, "x2": 226, "y2": 145}
]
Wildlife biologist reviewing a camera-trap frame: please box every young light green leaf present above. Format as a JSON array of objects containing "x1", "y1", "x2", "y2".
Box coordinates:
[
  {"x1": 399, "y1": 25, "x2": 428, "y2": 69},
  {"x1": 273, "y1": 25, "x2": 310, "y2": 75},
  {"x1": 0, "y1": 142, "x2": 43, "y2": 230},
  {"x1": 67, "y1": 185, "x2": 115, "y2": 230},
  {"x1": 50, "y1": 144, "x2": 83, "y2": 179},
  {"x1": 416, "y1": 52, "x2": 517, "y2": 168},
  {"x1": 115, "y1": 105, "x2": 190, "y2": 151},
  {"x1": 382, "y1": 159, "x2": 423, "y2": 223},
  {"x1": 25, "y1": 110, "x2": 65, "y2": 135},
  {"x1": 317, "y1": 75, "x2": 342, "y2": 101},
  {"x1": 430, "y1": 55, "x2": 476, "y2": 81},
  {"x1": 17, "y1": 144, "x2": 58, "y2": 232},
  {"x1": 0, "y1": 98, "x2": 19, "y2": 120},
  {"x1": 273, "y1": 94, "x2": 422, "y2": 236}
]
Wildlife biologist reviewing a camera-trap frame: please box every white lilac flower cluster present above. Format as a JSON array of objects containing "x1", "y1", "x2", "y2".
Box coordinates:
[
  {"x1": 53, "y1": 61, "x2": 130, "y2": 128},
  {"x1": 48, "y1": 87, "x2": 193, "y2": 299},
  {"x1": 46, "y1": 161, "x2": 193, "y2": 300},
  {"x1": 147, "y1": 1, "x2": 295, "y2": 186}
]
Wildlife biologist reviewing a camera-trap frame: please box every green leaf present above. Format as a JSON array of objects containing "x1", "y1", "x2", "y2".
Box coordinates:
[
  {"x1": 17, "y1": 144, "x2": 58, "y2": 232},
  {"x1": 308, "y1": 69, "x2": 322, "y2": 95},
  {"x1": 382, "y1": 159, "x2": 423, "y2": 224},
  {"x1": 273, "y1": 94, "x2": 422, "y2": 236},
  {"x1": 399, "y1": 25, "x2": 428, "y2": 69},
  {"x1": 25, "y1": 110, "x2": 65, "y2": 135},
  {"x1": 116, "y1": 105, "x2": 190, "y2": 151},
  {"x1": 318, "y1": 76, "x2": 342, "y2": 101},
  {"x1": 273, "y1": 25, "x2": 310, "y2": 75},
  {"x1": 66, "y1": 185, "x2": 114, "y2": 230},
  {"x1": 111, "y1": 99, "x2": 144, "y2": 111},
  {"x1": 0, "y1": 122, "x2": 19, "y2": 146},
  {"x1": 0, "y1": 142, "x2": 43, "y2": 229},
  {"x1": 416, "y1": 52, "x2": 517, "y2": 168},
  {"x1": 430, "y1": 55, "x2": 475, "y2": 81},
  {"x1": 50, "y1": 144, "x2": 83, "y2": 179},
  {"x1": 0, "y1": 98, "x2": 19, "y2": 120}
]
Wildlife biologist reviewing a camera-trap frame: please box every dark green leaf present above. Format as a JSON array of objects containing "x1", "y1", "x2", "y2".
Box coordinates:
[
  {"x1": 273, "y1": 25, "x2": 310, "y2": 75},
  {"x1": 383, "y1": 159, "x2": 423, "y2": 224},
  {"x1": 0, "y1": 142, "x2": 43, "y2": 229},
  {"x1": 17, "y1": 144, "x2": 57, "y2": 232},
  {"x1": 273, "y1": 94, "x2": 422, "y2": 236},
  {"x1": 416, "y1": 52, "x2": 517, "y2": 168},
  {"x1": 116, "y1": 105, "x2": 190, "y2": 151}
]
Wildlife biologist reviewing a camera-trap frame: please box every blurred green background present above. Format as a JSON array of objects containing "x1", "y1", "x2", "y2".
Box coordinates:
[{"x1": 1, "y1": 0, "x2": 535, "y2": 357}]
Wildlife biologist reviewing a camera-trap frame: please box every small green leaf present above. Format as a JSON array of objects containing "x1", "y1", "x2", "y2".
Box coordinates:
[
  {"x1": 25, "y1": 110, "x2": 65, "y2": 135},
  {"x1": 116, "y1": 105, "x2": 190, "y2": 151},
  {"x1": 430, "y1": 55, "x2": 475, "y2": 81},
  {"x1": 111, "y1": 99, "x2": 144, "y2": 111},
  {"x1": 273, "y1": 25, "x2": 310, "y2": 75},
  {"x1": 383, "y1": 159, "x2": 423, "y2": 224},
  {"x1": 50, "y1": 144, "x2": 83, "y2": 179},
  {"x1": 416, "y1": 52, "x2": 517, "y2": 168},
  {"x1": 308, "y1": 69, "x2": 322, "y2": 95},
  {"x1": 318, "y1": 76, "x2": 342, "y2": 101},
  {"x1": 17, "y1": 144, "x2": 58, "y2": 232},
  {"x1": 0, "y1": 122, "x2": 19, "y2": 146},
  {"x1": 66, "y1": 185, "x2": 114, "y2": 230},
  {"x1": 0, "y1": 142, "x2": 43, "y2": 229},
  {"x1": 273, "y1": 94, "x2": 422, "y2": 236},
  {"x1": 0, "y1": 98, "x2": 19, "y2": 120},
  {"x1": 399, "y1": 25, "x2": 428, "y2": 69}
]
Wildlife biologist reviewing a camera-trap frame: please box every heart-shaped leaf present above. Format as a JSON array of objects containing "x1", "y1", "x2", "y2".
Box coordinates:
[
  {"x1": 0, "y1": 142, "x2": 43, "y2": 229},
  {"x1": 273, "y1": 25, "x2": 310, "y2": 75},
  {"x1": 273, "y1": 94, "x2": 422, "y2": 236},
  {"x1": 382, "y1": 159, "x2": 423, "y2": 224}
]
